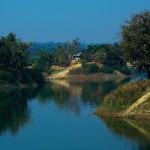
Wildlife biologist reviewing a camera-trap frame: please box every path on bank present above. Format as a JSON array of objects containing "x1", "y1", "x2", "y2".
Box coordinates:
[
  {"x1": 48, "y1": 63, "x2": 82, "y2": 80},
  {"x1": 123, "y1": 91, "x2": 150, "y2": 116}
]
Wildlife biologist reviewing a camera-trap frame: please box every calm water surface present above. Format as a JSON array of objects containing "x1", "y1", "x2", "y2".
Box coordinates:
[{"x1": 0, "y1": 79, "x2": 150, "y2": 150}]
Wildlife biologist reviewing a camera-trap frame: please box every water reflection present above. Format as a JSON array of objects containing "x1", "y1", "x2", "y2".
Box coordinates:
[
  {"x1": 0, "y1": 89, "x2": 32, "y2": 136},
  {"x1": 0, "y1": 79, "x2": 126, "y2": 136},
  {"x1": 100, "y1": 117, "x2": 150, "y2": 150},
  {"x1": 48, "y1": 80, "x2": 123, "y2": 115}
]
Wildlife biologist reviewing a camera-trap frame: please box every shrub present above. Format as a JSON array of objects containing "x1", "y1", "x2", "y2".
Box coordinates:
[
  {"x1": 113, "y1": 65, "x2": 132, "y2": 75},
  {"x1": 0, "y1": 70, "x2": 14, "y2": 82},
  {"x1": 69, "y1": 63, "x2": 115, "y2": 75},
  {"x1": 43, "y1": 68, "x2": 52, "y2": 75},
  {"x1": 69, "y1": 63, "x2": 99, "y2": 75},
  {"x1": 80, "y1": 60, "x2": 87, "y2": 68},
  {"x1": 69, "y1": 68, "x2": 83, "y2": 75},
  {"x1": 84, "y1": 63, "x2": 99, "y2": 74},
  {"x1": 0, "y1": 69, "x2": 44, "y2": 86},
  {"x1": 99, "y1": 65, "x2": 114, "y2": 74},
  {"x1": 27, "y1": 69, "x2": 44, "y2": 85}
]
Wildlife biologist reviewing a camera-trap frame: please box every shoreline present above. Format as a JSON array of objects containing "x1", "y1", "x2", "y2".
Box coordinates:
[
  {"x1": 94, "y1": 79, "x2": 150, "y2": 120},
  {"x1": 0, "y1": 81, "x2": 40, "y2": 91},
  {"x1": 94, "y1": 110, "x2": 150, "y2": 120},
  {"x1": 48, "y1": 73, "x2": 129, "y2": 81}
]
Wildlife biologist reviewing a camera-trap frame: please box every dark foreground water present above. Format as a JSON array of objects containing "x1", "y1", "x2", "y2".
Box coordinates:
[{"x1": 0, "y1": 79, "x2": 150, "y2": 150}]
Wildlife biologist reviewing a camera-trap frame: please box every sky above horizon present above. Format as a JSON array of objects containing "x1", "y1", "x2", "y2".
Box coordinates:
[{"x1": 0, "y1": 0, "x2": 150, "y2": 43}]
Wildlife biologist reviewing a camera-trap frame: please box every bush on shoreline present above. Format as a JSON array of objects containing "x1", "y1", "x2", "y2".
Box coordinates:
[
  {"x1": 69, "y1": 62, "x2": 132, "y2": 75},
  {"x1": 69, "y1": 63, "x2": 114, "y2": 75},
  {"x1": 99, "y1": 65, "x2": 114, "y2": 74},
  {"x1": 0, "y1": 70, "x2": 15, "y2": 83},
  {"x1": 0, "y1": 69, "x2": 44, "y2": 88}
]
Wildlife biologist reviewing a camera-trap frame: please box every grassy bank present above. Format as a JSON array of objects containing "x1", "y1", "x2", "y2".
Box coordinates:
[
  {"x1": 95, "y1": 79, "x2": 150, "y2": 119},
  {"x1": 48, "y1": 62, "x2": 131, "y2": 80}
]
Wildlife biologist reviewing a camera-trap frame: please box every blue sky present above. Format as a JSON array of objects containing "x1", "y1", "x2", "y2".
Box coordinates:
[{"x1": 0, "y1": 0, "x2": 150, "y2": 43}]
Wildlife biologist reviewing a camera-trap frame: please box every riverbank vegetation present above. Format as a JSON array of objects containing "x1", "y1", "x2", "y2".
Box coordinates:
[
  {"x1": 0, "y1": 33, "x2": 44, "y2": 88},
  {"x1": 95, "y1": 10, "x2": 150, "y2": 119},
  {"x1": 120, "y1": 10, "x2": 150, "y2": 79},
  {"x1": 0, "y1": 33, "x2": 131, "y2": 88},
  {"x1": 95, "y1": 79, "x2": 150, "y2": 118},
  {"x1": 69, "y1": 62, "x2": 131, "y2": 75},
  {"x1": 47, "y1": 42, "x2": 132, "y2": 79},
  {"x1": 29, "y1": 37, "x2": 132, "y2": 80}
]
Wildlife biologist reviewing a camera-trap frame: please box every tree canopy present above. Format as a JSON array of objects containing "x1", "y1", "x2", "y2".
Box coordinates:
[
  {"x1": 120, "y1": 10, "x2": 150, "y2": 78},
  {"x1": 0, "y1": 33, "x2": 30, "y2": 71},
  {"x1": 32, "y1": 50, "x2": 52, "y2": 73},
  {"x1": 0, "y1": 33, "x2": 44, "y2": 85},
  {"x1": 82, "y1": 43, "x2": 124, "y2": 66}
]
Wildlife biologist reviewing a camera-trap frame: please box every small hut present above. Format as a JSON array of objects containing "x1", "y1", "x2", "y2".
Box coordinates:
[{"x1": 72, "y1": 52, "x2": 82, "y2": 61}]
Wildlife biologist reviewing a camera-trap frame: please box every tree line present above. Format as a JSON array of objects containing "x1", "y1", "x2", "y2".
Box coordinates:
[
  {"x1": 0, "y1": 33, "x2": 43, "y2": 85},
  {"x1": 0, "y1": 10, "x2": 150, "y2": 84}
]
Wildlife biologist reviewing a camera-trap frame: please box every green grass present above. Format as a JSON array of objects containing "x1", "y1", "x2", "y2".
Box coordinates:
[{"x1": 100, "y1": 79, "x2": 150, "y2": 113}]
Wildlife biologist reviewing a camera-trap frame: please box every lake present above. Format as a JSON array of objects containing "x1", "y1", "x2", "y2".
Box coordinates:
[{"x1": 0, "y1": 79, "x2": 150, "y2": 150}]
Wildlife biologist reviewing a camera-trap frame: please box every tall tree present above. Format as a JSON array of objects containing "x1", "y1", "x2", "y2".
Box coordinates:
[
  {"x1": 52, "y1": 47, "x2": 70, "y2": 67},
  {"x1": 64, "y1": 38, "x2": 80, "y2": 59},
  {"x1": 32, "y1": 50, "x2": 52, "y2": 72},
  {"x1": 0, "y1": 33, "x2": 30, "y2": 71},
  {"x1": 120, "y1": 11, "x2": 150, "y2": 78},
  {"x1": 82, "y1": 43, "x2": 124, "y2": 66}
]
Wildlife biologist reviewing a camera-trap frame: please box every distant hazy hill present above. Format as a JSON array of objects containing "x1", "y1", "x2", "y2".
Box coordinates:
[
  {"x1": 28, "y1": 42, "x2": 88, "y2": 56},
  {"x1": 28, "y1": 42, "x2": 64, "y2": 55}
]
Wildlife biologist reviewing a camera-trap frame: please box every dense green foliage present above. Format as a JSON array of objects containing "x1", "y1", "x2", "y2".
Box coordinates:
[
  {"x1": 28, "y1": 38, "x2": 131, "y2": 75},
  {"x1": 0, "y1": 32, "x2": 132, "y2": 87},
  {"x1": 81, "y1": 43, "x2": 131, "y2": 75},
  {"x1": 120, "y1": 10, "x2": 150, "y2": 78},
  {"x1": 113, "y1": 65, "x2": 132, "y2": 75},
  {"x1": 69, "y1": 63, "x2": 99, "y2": 75},
  {"x1": 0, "y1": 70, "x2": 14, "y2": 83},
  {"x1": 52, "y1": 47, "x2": 70, "y2": 67},
  {"x1": 0, "y1": 33, "x2": 30, "y2": 71},
  {"x1": 52, "y1": 38, "x2": 81, "y2": 67},
  {"x1": 82, "y1": 43, "x2": 124, "y2": 66},
  {"x1": 0, "y1": 33, "x2": 44, "y2": 86},
  {"x1": 99, "y1": 65, "x2": 114, "y2": 74},
  {"x1": 32, "y1": 51, "x2": 52, "y2": 74}
]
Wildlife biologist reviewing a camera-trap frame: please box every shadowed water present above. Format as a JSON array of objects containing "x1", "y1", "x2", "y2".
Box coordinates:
[{"x1": 0, "y1": 79, "x2": 150, "y2": 150}]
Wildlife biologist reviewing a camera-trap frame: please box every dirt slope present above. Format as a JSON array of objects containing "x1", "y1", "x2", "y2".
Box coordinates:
[
  {"x1": 123, "y1": 91, "x2": 150, "y2": 117},
  {"x1": 48, "y1": 63, "x2": 82, "y2": 80}
]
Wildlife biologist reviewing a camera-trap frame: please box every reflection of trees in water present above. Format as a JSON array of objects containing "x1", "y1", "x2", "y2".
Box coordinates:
[
  {"x1": 36, "y1": 83, "x2": 53, "y2": 103},
  {"x1": 0, "y1": 79, "x2": 129, "y2": 136},
  {"x1": 0, "y1": 89, "x2": 32, "y2": 136},
  {"x1": 81, "y1": 81, "x2": 117, "y2": 105},
  {"x1": 50, "y1": 83, "x2": 81, "y2": 117},
  {"x1": 40, "y1": 80, "x2": 123, "y2": 116},
  {"x1": 100, "y1": 117, "x2": 150, "y2": 150}
]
